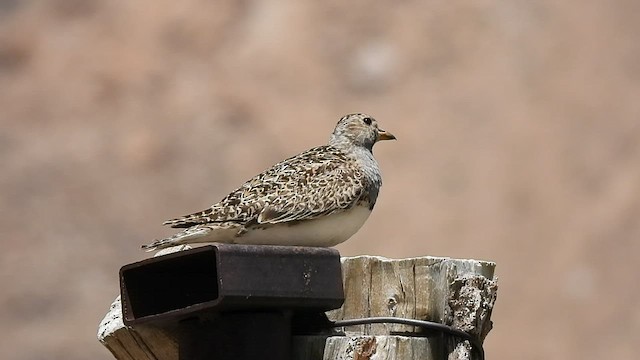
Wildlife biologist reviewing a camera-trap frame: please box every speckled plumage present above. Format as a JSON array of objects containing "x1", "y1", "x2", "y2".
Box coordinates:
[{"x1": 142, "y1": 113, "x2": 395, "y2": 251}]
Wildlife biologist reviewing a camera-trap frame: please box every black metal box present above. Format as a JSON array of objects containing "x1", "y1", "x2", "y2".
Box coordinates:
[{"x1": 120, "y1": 244, "x2": 344, "y2": 325}]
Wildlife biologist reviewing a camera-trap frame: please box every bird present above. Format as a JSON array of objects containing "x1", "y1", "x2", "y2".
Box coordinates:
[{"x1": 142, "y1": 113, "x2": 396, "y2": 251}]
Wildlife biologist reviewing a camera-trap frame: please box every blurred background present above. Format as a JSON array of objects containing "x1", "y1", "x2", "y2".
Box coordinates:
[{"x1": 1, "y1": 0, "x2": 639, "y2": 359}]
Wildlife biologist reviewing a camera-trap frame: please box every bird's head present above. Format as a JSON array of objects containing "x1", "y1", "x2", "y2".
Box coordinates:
[{"x1": 329, "y1": 113, "x2": 396, "y2": 151}]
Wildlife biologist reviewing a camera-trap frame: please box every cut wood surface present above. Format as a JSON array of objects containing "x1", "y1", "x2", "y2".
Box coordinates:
[{"x1": 98, "y1": 247, "x2": 497, "y2": 360}]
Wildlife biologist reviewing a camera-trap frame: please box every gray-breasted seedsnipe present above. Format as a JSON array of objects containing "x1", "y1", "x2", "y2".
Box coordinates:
[{"x1": 142, "y1": 113, "x2": 395, "y2": 251}]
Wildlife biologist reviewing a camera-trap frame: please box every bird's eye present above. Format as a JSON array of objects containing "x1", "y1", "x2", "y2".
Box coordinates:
[{"x1": 363, "y1": 117, "x2": 372, "y2": 125}]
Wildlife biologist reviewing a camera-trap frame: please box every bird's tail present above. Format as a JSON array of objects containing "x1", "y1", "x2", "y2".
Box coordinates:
[
  {"x1": 162, "y1": 209, "x2": 215, "y2": 228},
  {"x1": 141, "y1": 239, "x2": 168, "y2": 252},
  {"x1": 141, "y1": 225, "x2": 215, "y2": 252}
]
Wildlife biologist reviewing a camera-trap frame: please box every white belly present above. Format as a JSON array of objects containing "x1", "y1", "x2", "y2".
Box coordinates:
[{"x1": 236, "y1": 205, "x2": 372, "y2": 247}]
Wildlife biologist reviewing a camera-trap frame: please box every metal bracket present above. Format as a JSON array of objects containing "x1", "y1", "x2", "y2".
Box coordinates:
[{"x1": 119, "y1": 244, "x2": 345, "y2": 359}]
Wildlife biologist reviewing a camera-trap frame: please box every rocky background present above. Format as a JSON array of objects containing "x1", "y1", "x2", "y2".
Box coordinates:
[{"x1": 1, "y1": 1, "x2": 639, "y2": 359}]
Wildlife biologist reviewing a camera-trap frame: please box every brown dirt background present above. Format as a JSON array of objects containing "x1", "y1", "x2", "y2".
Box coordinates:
[{"x1": 1, "y1": 1, "x2": 639, "y2": 359}]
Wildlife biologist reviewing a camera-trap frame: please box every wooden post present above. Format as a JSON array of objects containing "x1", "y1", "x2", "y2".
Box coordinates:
[
  {"x1": 98, "y1": 248, "x2": 497, "y2": 360},
  {"x1": 317, "y1": 256, "x2": 496, "y2": 359}
]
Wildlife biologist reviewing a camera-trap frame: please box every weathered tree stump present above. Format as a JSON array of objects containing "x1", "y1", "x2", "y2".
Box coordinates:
[
  {"x1": 320, "y1": 256, "x2": 496, "y2": 360},
  {"x1": 98, "y1": 247, "x2": 497, "y2": 360}
]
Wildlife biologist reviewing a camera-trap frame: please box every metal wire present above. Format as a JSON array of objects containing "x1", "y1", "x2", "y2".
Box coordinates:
[{"x1": 331, "y1": 317, "x2": 484, "y2": 360}]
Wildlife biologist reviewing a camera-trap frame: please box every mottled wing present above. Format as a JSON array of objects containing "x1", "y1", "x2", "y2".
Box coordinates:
[
  {"x1": 163, "y1": 146, "x2": 367, "y2": 228},
  {"x1": 256, "y1": 150, "x2": 366, "y2": 224}
]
